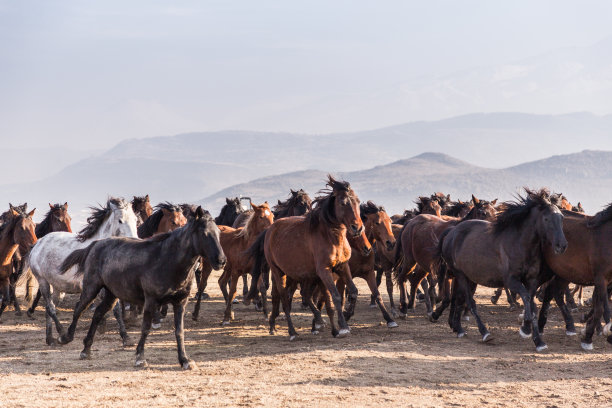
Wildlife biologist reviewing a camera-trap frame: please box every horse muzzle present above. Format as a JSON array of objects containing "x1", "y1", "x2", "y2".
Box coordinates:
[
  {"x1": 553, "y1": 241, "x2": 568, "y2": 255},
  {"x1": 351, "y1": 224, "x2": 364, "y2": 238},
  {"x1": 385, "y1": 240, "x2": 396, "y2": 251},
  {"x1": 362, "y1": 245, "x2": 372, "y2": 256}
]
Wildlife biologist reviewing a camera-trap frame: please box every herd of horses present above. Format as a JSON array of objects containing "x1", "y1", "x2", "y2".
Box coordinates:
[{"x1": 1, "y1": 177, "x2": 611, "y2": 370}]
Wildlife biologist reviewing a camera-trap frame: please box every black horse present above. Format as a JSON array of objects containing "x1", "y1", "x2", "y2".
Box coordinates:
[
  {"x1": 273, "y1": 189, "x2": 312, "y2": 219},
  {"x1": 58, "y1": 207, "x2": 226, "y2": 370}
]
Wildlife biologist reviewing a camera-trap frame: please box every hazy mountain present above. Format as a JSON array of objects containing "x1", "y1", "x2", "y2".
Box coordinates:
[
  {"x1": 199, "y1": 150, "x2": 612, "y2": 215},
  {"x1": 2, "y1": 112, "x2": 612, "y2": 225}
]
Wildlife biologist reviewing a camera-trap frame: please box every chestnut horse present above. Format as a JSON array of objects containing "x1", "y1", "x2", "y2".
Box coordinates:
[
  {"x1": 395, "y1": 195, "x2": 497, "y2": 319},
  {"x1": 0, "y1": 208, "x2": 37, "y2": 321},
  {"x1": 217, "y1": 202, "x2": 274, "y2": 325},
  {"x1": 436, "y1": 189, "x2": 567, "y2": 350},
  {"x1": 246, "y1": 176, "x2": 365, "y2": 339},
  {"x1": 131, "y1": 195, "x2": 153, "y2": 226},
  {"x1": 537, "y1": 204, "x2": 612, "y2": 349},
  {"x1": 137, "y1": 202, "x2": 186, "y2": 239}
]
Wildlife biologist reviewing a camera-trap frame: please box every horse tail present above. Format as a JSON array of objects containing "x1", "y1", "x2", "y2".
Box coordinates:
[
  {"x1": 59, "y1": 242, "x2": 96, "y2": 276},
  {"x1": 432, "y1": 227, "x2": 453, "y2": 282},
  {"x1": 16, "y1": 253, "x2": 32, "y2": 288},
  {"x1": 244, "y1": 230, "x2": 267, "y2": 301},
  {"x1": 392, "y1": 223, "x2": 408, "y2": 281}
]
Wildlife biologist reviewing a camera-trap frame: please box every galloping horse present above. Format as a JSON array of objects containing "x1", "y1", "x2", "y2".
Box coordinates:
[
  {"x1": 537, "y1": 203, "x2": 612, "y2": 349},
  {"x1": 58, "y1": 207, "x2": 225, "y2": 370},
  {"x1": 0, "y1": 208, "x2": 37, "y2": 321},
  {"x1": 23, "y1": 198, "x2": 138, "y2": 345},
  {"x1": 436, "y1": 189, "x2": 567, "y2": 350},
  {"x1": 131, "y1": 195, "x2": 153, "y2": 226},
  {"x1": 246, "y1": 176, "x2": 365, "y2": 339},
  {"x1": 216, "y1": 202, "x2": 274, "y2": 324}
]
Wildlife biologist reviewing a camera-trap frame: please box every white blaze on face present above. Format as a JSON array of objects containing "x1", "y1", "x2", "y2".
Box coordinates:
[{"x1": 264, "y1": 210, "x2": 271, "y2": 216}]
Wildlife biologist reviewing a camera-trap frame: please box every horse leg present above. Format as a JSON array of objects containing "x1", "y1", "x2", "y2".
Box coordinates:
[
  {"x1": 565, "y1": 285, "x2": 578, "y2": 311},
  {"x1": 268, "y1": 282, "x2": 280, "y2": 335},
  {"x1": 222, "y1": 269, "x2": 240, "y2": 325},
  {"x1": 301, "y1": 281, "x2": 324, "y2": 334},
  {"x1": 581, "y1": 277, "x2": 607, "y2": 350},
  {"x1": 241, "y1": 274, "x2": 249, "y2": 298},
  {"x1": 135, "y1": 298, "x2": 157, "y2": 367},
  {"x1": 336, "y1": 263, "x2": 358, "y2": 321},
  {"x1": 27, "y1": 289, "x2": 42, "y2": 318},
  {"x1": 384, "y1": 269, "x2": 398, "y2": 318},
  {"x1": 448, "y1": 277, "x2": 466, "y2": 336},
  {"x1": 491, "y1": 287, "x2": 503, "y2": 305},
  {"x1": 192, "y1": 261, "x2": 213, "y2": 321},
  {"x1": 79, "y1": 290, "x2": 118, "y2": 360},
  {"x1": 505, "y1": 288, "x2": 520, "y2": 310},
  {"x1": 420, "y1": 274, "x2": 436, "y2": 318},
  {"x1": 25, "y1": 273, "x2": 34, "y2": 303},
  {"x1": 112, "y1": 301, "x2": 133, "y2": 347},
  {"x1": 371, "y1": 268, "x2": 383, "y2": 307},
  {"x1": 257, "y1": 274, "x2": 268, "y2": 318},
  {"x1": 317, "y1": 266, "x2": 351, "y2": 337},
  {"x1": 506, "y1": 275, "x2": 546, "y2": 351},
  {"x1": 431, "y1": 275, "x2": 451, "y2": 322},
  {"x1": 322, "y1": 286, "x2": 339, "y2": 337},
  {"x1": 365, "y1": 270, "x2": 397, "y2": 328},
  {"x1": 218, "y1": 267, "x2": 230, "y2": 303},
  {"x1": 455, "y1": 273, "x2": 491, "y2": 341},
  {"x1": 8, "y1": 275, "x2": 21, "y2": 316},
  {"x1": 172, "y1": 300, "x2": 196, "y2": 370},
  {"x1": 0, "y1": 280, "x2": 9, "y2": 321},
  {"x1": 58, "y1": 280, "x2": 104, "y2": 345},
  {"x1": 38, "y1": 280, "x2": 65, "y2": 345}
]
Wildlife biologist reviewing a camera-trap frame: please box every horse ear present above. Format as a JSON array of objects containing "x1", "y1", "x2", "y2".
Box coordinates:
[
  {"x1": 49, "y1": 203, "x2": 54, "y2": 209},
  {"x1": 195, "y1": 206, "x2": 204, "y2": 219},
  {"x1": 471, "y1": 194, "x2": 480, "y2": 205},
  {"x1": 226, "y1": 198, "x2": 232, "y2": 205},
  {"x1": 9, "y1": 203, "x2": 14, "y2": 209},
  {"x1": 457, "y1": 199, "x2": 463, "y2": 204},
  {"x1": 290, "y1": 189, "x2": 296, "y2": 194},
  {"x1": 491, "y1": 199, "x2": 498, "y2": 205},
  {"x1": 251, "y1": 202, "x2": 258, "y2": 210},
  {"x1": 10, "y1": 208, "x2": 19, "y2": 216},
  {"x1": 145, "y1": 195, "x2": 150, "y2": 202},
  {"x1": 28, "y1": 209, "x2": 36, "y2": 218},
  {"x1": 64, "y1": 202, "x2": 68, "y2": 208}
]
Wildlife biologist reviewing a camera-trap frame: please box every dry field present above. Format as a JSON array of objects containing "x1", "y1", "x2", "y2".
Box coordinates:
[{"x1": 1, "y1": 271, "x2": 610, "y2": 408}]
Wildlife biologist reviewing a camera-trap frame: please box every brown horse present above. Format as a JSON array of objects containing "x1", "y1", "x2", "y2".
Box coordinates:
[
  {"x1": 132, "y1": 195, "x2": 153, "y2": 226},
  {"x1": 246, "y1": 176, "x2": 365, "y2": 339},
  {"x1": 437, "y1": 189, "x2": 567, "y2": 350},
  {"x1": 395, "y1": 195, "x2": 497, "y2": 318},
  {"x1": 537, "y1": 204, "x2": 612, "y2": 349},
  {"x1": 137, "y1": 202, "x2": 186, "y2": 239},
  {"x1": 217, "y1": 202, "x2": 274, "y2": 324},
  {"x1": 341, "y1": 201, "x2": 397, "y2": 326},
  {"x1": 0, "y1": 208, "x2": 37, "y2": 321}
]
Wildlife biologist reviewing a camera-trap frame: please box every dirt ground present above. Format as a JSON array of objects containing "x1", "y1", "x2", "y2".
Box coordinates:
[{"x1": 1, "y1": 271, "x2": 610, "y2": 408}]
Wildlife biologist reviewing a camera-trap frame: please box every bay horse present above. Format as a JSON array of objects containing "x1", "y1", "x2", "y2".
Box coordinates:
[
  {"x1": 436, "y1": 189, "x2": 567, "y2": 350},
  {"x1": 137, "y1": 202, "x2": 186, "y2": 239},
  {"x1": 58, "y1": 206, "x2": 225, "y2": 370},
  {"x1": 131, "y1": 195, "x2": 153, "y2": 226},
  {"x1": 273, "y1": 189, "x2": 312, "y2": 219},
  {"x1": 537, "y1": 204, "x2": 612, "y2": 349},
  {"x1": 216, "y1": 202, "x2": 274, "y2": 324},
  {"x1": 22, "y1": 198, "x2": 138, "y2": 345},
  {"x1": 0, "y1": 203, "x2": 28, "y2": 227},
  {"x1": 341, "y1": 201, "x2": 397, "y2": 326},
  {"x1": 0, "y1": 208, "x2": 37, "y2": 321},
  {"x1": 395, "y1": 195, "x2": 497, "y2": 319},
  {"x1": 23, "y1": 203, "x2": 73, "y2": 314},
  {"x1": 246, "y1": 176, "x2": 365, "y2": 339}
]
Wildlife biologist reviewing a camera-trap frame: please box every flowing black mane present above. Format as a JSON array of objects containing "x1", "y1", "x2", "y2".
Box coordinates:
[
  {"x1": 493, "y1": 188, "x2": 553, "y2": 235},
  {"x1": 179, "y1": 203, "x2": 198, "y2": 220},
  {"x1": 444, "y1": 201, "x2": 472, "y2": 217},
  {"x1": 360, "y1": 200, "x2": 384, "y2": 220},
  {"x1": 273, "y1": 189, "x2": 312, "y2": 218},
  {"x1": 306, "y1": 176, "x2": 352, "y2": 230},
  {"x1": 137, "y1": 202, "x2": 182, "y2": 238},
  {"x1": 35, "y1": 203, "x2": 63, "y2": 237},
  {"x1": 77, "y1": 198, "x2": 125, "y2": 242},
  {"x1": 587, "y1": 203, "x2": 612, "y2": 228}
]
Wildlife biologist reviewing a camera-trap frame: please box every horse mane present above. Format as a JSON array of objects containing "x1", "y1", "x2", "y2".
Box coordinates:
[
  {"x1": 35, "y1": 203, "x2": 63, "y2": 237},
  {"x1": 215, "y1": 197, "x2": 242, "y2": 224},
  {"x1": 415, "y1": 196, "x2": 436, "y2": 214},
  {"x1": 360, "y1": 200, "x2": 384, "y2": 220},
  {"x1": 493, "y1": 188, "x2": 552, "y2": 235},
  {"x1": 273, "y1": 189, "x2": 312, "y2": 218},
  {"x1": 145, "y1": 208, "x2": 213, "y2": 243},
  {"x1": 306, "y1": 176, "x2": 352, "y2": 230},
  {"x1": 137, "y1": 202, "x2": 181, "y2": 238},
  {"x1": 77, "y1": 198, "x2": 126, "y2": 242},
  {"x1": 587, "y1": 203, "x2": 612, "y2": 228},
  {"x1": 179, "y1": 203, "x2": 198, "y2": 220},
  {"x1": 445, "y1": 201, "x2": 471, "y2": 217}
]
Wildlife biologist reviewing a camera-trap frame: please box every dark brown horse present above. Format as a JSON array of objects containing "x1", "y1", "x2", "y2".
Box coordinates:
[
  {"x1": 273, "y1": 189, "x2": 312, "y2": 219},
  {"x1": 131, "y1": 195, "x2": 153, "y2": 226},
  {"x1": 437, "y1": 189, "x2": 567, "y2": 350},
  {"x1": 137, "y1": 202, "x2": 186, "y2": 239},
  {"x1": 0, "y1": 208, "x2": 37, "y2": 321},
  {"x1": 537, "y1": 204, "x2": 612, "y2": 349},
  {"x1": 246, "y1": 176, "x2": 365, "y2": 339},
  {"x1": 395, "y1": 195, "x2": 497, "y2": 318},
  {"x1": 217, "y1": 202, "x2": 274, "y2": 324}
]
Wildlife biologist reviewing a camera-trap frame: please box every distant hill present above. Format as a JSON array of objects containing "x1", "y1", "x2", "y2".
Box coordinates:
[
  {"x1": 199, "y1": 150, "x2": 612, "y2": 215},
  {"x1": 1, "y1": 112, "x2": 612, "y2": 225}
]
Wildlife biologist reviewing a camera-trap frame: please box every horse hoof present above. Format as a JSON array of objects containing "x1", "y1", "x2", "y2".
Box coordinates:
[
  {"x1": 462, "y1": 315, "x2": 470, "y2": 322},
  {"x1": 221, "y1": 321, "x2": 230, "y2": 326},
  {"x1": 518, "y1": 313, "x2": 525, "y2": 324},
  {"x1": 311, "y1": 330, "x2": 319, "y2": 335},
  {"x1": 536, "y1": 344, "x2": 548, "y2": 352},
  {"x1": 457, "y1": 331, "x2": 466, "y2": 338},
  {"x1": 289, "y1": 335, "x2": 297, "y2": 341},
  {"x1": 182, "y1": 360, "x2": 198, "y2": 371},
  {"x1": 122, "y1": 337, "x2": 135, "y2": 348},
  {"x1": 314, "y1": 322, "x2": 323, "y2": 330},
  {"x1": 482, "y1": 332, "x2": 492, "y2": 343},
  {"x1": 566, "y1": 330, "x2": 577, "y2": 337},
  {"x1": 79, "y1": 351, "x2": 91, "y2": 360},
  {"x1": 242, "y1": 298, "x2": 251, "y2": 306},
  {"x1": 490, "y1": 296, "x2": 498, "y2": 305},
  {"x1": 337, "y1": 328, "x2": 350, "y2": 338},
  {"x1": 135, "y1": 359, "x2": 148, "y2": 368},
  {"x1": 369, "y1": 303, "x2": 377, "y2": 309},
  {"x1": 269, "y1": 330, "x2": 275, "y2": 336},
  {"x1": 519, "y1": 327, "x2": 530, "y2": 339},
  {"x1": 58, "y1": 335, "x2": 70, "y2": 345},
  {"x1": 580, "y1": 342, "x2": 593, "y2": 351},
  {"x1": 191, "y1": 315, "x2": 199, "y2": 322},
  {"x1": 151, "y1": 322, "x2": 161, "y2": 329},
  {"x1": 46, "y1": 338, "x2": 58, "y2": 347},
  {"x1": 387, "y1": 321, "x2": 398, "y2": 328},
  {"x1": 232, "y1": 298, "x2": 240, "y2": 304},
  {"x1": 14, "y1": 310, "x2": 22, "y2": 317},
  {"x1": 26, "y1": 310, "x2": 35, "y2": 319},
  {"x1": 603, "y1": 322, "x2": 611, "y2": 337}
]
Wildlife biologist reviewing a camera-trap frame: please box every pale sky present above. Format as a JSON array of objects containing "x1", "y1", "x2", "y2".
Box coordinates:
[{"x1": 2, "y1": 0, "x2": 612, "y2": 150}]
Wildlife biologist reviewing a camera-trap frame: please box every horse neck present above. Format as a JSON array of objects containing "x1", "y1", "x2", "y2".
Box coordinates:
[
  {"x1": 160, "y1": 228, "x2": 199, "y2": 276},
  {"x1": 0, "y1": 231, "x2": 18, "y2": 267},
  {"x1": 87, "y1": 216, "x2": 118, "y2": 242}
]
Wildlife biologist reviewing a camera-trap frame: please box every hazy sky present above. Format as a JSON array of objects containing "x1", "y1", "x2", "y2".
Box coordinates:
[{"x1": 2, "y1": 1, "x2": 612, "y2": 150}]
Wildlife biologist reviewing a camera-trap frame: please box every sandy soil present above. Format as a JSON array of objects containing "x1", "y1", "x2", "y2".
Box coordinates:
[{"x1": 1, "y1": 271, "x2": 610, "y2": 408}]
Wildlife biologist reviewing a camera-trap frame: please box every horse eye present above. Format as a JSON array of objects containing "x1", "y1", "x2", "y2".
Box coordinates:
[{"x1": 119, "y1": 220, "x2": 124, "y2": 224}]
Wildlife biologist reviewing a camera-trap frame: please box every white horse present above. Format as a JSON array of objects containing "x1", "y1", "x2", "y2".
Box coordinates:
[{"x1": 23, "y1": 197, "x2": 138, "y2": 345}]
